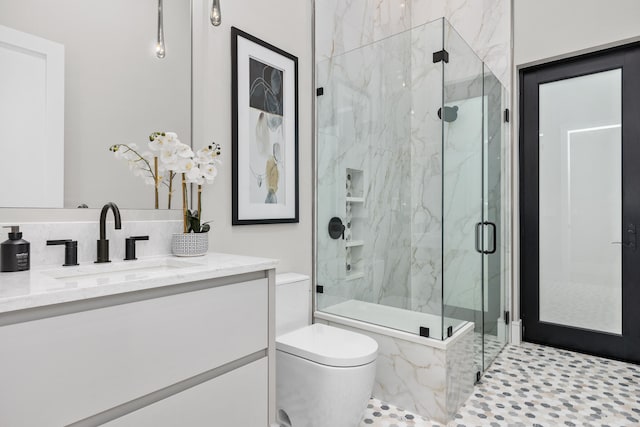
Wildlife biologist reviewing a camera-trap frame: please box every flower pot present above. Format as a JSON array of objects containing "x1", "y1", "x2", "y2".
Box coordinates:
[{"x1": 172, "y1": 232, "x2": 208, "y2": 257}]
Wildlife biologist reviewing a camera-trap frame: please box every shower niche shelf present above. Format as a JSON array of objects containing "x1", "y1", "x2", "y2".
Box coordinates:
[
  {"x1": 345, "y1": 196, "x2": 365, "y2": 203},
  {"x1": 345, "y1": 168, "x2": 364, "y2": 199},
  {"x1": 345, "y1": 168, "x2": 365, "y2": 280},
  {"x1": 345, "y1": 244, "x2": 363, "y2": 280},
  {"x1": 344, "y1": 272, "x2": 365, "y2": 281}
]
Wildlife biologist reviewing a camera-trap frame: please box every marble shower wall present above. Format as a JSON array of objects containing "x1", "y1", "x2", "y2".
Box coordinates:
[
  {"x1": 316, "y1": 30, "x2": 413, "y2": 310},
  {"x1": 409, "y1": 20, "x2": 445, "y2": 318},
  {"x1": 315, "y1": 0, "x2": 511, "y2": 319},
  {"x1": 315, "y1": 0, "x2": 511, "y2": 88}
]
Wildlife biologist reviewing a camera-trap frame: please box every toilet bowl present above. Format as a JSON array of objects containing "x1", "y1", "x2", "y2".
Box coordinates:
[{"x1": 275, "y1": 273, "x2": 378, "y2": 427}]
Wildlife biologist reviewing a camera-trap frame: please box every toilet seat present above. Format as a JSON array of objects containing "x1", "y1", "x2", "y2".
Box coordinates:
[{"x1": 276, "y1": 323, "x2": 378, "y2": 367}]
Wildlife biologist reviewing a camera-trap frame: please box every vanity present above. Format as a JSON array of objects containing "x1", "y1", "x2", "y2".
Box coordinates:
[{"x1": 0, "y1": 253, "x2": 277, "y2": 427}]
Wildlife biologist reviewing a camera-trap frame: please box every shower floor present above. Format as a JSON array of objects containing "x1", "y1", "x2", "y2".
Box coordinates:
[
  {"x1": 360, "y1": 342, "x2": 640, "y2": 426},
  {"x1": 474, "y1": 332, "x2": 506, "y2": 374}
]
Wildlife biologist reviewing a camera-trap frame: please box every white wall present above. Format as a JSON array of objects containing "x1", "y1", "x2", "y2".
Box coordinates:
[
  {"x1": 193, "y1": 0, "x2": 313, "y2": 275},
  {"x1": 0, "y1": 0, "x2": 313, "y2": 277},
  {"x1": 514, "y1": 0, "x2": 640, "y2": 66},
  {"x1": 0, "y1": 0, "x2": 191, "y2": 210}
]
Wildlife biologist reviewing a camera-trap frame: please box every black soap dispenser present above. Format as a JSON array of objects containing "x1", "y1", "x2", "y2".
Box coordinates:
[{"x1": 0, "y1": 226, "x2": 30, "y2": 272}]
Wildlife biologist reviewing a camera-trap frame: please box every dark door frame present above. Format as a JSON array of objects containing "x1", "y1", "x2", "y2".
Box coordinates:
[{"x1": 519, "y1": 41, "x2": 640, "y2": 364}]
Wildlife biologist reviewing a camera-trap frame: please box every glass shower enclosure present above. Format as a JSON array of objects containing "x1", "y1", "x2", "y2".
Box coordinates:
[{"x1": 315, "y1": 18, "x2": 510, "y2": 374}]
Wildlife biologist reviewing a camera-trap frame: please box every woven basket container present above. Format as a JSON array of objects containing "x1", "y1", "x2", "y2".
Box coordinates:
[{"x1": 172, "y1": 232, "x2": 208, "y2": 257}]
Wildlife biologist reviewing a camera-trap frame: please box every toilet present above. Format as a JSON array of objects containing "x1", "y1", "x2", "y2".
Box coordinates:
[{"x1": 275, "y1": 273, "x2": 378, "y2": 427}]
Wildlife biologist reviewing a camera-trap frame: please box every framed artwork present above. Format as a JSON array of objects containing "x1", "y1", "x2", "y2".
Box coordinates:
[{"x1": 231, "y1": 27, "x2": 299, "y2": 225}]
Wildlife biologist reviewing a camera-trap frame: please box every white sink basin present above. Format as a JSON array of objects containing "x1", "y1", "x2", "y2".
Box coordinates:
[{"x1": 41, "y1": 258, "x2": 202, "y2": 286}]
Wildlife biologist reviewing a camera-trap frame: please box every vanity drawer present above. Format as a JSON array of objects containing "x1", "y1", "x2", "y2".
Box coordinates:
[
  {"x1": 0, "y1": 277, "x2": 268, "y2": 427},
  {"x1": 105, "y1": 358, "x2": 268, "y2": 427}
]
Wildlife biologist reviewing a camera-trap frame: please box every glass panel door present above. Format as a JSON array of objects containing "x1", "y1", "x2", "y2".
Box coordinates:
[
  {"x1": 538, "y1": 69, "x2": 622, "y2": 334},
  {"x1": 482, "y1": 67, "x2": 508, "y2": 370},
  {"x1": 520, "y1": 43, "x2": 640, "y2": 363},
  {"x1": 441, "y1": 22, "x2": 484, "y2": 364}
]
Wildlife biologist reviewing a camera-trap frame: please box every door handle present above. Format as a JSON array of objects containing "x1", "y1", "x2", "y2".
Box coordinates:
[
  {"x1": 611, "y1": 223, "x2": 636, "y2": 251},
  {"x1": 485, "y1": 222, "x2": 497, "y2": 254}
]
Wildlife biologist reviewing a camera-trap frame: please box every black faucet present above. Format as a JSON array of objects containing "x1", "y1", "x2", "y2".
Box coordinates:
[
  {"x1": 96, "y1": 202, "x2": 122, "y2": 263},
  {"x1": 47, "y1": 240, "x2": 79, "y2": 266}
]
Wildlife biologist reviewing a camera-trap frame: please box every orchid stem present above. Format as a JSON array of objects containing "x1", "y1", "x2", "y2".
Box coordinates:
[
  {"x1": 167, "y1": 171, "x2": 174, "y2": 209},
  {"x1": 197, "y1": 185, "x2": 202, "y2": 225},
  {"x1": 182, "y1": 173, "x2": 188, "y2": 233},
  {"x1": 154, "y1": 157, "x2": 159, "y2": 209}
]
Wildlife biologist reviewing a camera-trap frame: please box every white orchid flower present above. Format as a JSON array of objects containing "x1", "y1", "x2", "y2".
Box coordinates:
[
  {"x1": 186, "y1": 166, "x2": 202, "y2": 183},
  {"x1": 201, "y1": 164, "x2": 218, "y2": 183},
  {"x1": 160, "y1": 147, "x2": 178, "y2": 166},
  {"x1": 176, "y1": 142, "x2": 194, "y2": 158},
  {"x1": 194, "y1": 147, "x2": 212, "y2": 163},
  {"x1": 149, "y1": 132, "x2": 179, "y2": 152}
]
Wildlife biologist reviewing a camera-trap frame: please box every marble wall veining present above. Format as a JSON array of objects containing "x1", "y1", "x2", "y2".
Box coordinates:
[
  {"x1": 318, "y1": 318, "x2": 475, "y2": 425},
  {"x1": 316, "y1": 29, "x2": 413, "y2": 310},
  {"x1": 315, "y1": 0, "x2": 511, "y2": 323},
  {"x1": 315, "y1": 0, "x2": 412, "y2": 64},
  {"x1": 412, "y1": 0, "x2": 511, "y2": 87},
  {"x1": 315, "y1": 3, "x2": 512, "y2": 419},
  {"x1": 315, "y1": 0, "x2": 511, "y2": 87},
  {"x1": 408, "y1": 19, "x2": 445, "y2": 318}
]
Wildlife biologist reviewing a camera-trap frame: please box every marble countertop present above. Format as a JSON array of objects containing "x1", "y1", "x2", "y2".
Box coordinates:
[{"x1": 0, "y1": 253, "x2": 278, "y2": 314}]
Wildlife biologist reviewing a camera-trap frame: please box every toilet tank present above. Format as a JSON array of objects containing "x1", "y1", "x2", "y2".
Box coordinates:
[{"x1": 275, "y1": 273, "x2": 311, "y2": 336}]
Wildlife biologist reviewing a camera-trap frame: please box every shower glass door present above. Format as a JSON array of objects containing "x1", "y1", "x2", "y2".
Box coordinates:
[
  {"x1": 441, "y1": 22, "x2": 484, "y2": 363},
  {"x1": 482, "y1": 66, "x2": 509, "y2": 370},
  {"x1": 441, "y1": 22, "x2": 509, "y2": 372}
]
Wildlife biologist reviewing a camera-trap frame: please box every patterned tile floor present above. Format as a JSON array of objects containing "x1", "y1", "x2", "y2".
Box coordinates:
[
  {"x1": 360, "y1": 342, "x2": 640, "y2": 427},
  {"x1": 475, "y1": 332, "x2": 506, "y2": 374}
]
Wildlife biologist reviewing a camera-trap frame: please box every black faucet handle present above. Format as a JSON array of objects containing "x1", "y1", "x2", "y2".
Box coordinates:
[
  {"x1": 46, "y1": 240, "x2": 79, "y2": 267},
  {"x1": 125, "y1": 235, "x2": 149, "y2": 261}
]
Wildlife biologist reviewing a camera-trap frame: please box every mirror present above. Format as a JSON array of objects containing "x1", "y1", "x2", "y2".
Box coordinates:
[{"x1": 0, "y1": 0, "x2": 191, "y2": 209}]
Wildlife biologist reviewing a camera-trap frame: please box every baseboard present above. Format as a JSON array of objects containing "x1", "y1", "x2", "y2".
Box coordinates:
[
  {"x1": 497, "y1": 317, "x2": 506, "y2": 341},
  {"x1": 510, "y1": 320, "x2": 522, "y2": 345}
]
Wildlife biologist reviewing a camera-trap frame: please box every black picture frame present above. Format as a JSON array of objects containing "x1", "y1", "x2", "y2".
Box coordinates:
[{"x1": 231, "y1": 27, "x2": 299, "y2": 225}]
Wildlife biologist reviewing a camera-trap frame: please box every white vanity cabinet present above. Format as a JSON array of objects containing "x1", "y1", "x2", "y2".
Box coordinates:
[
  {"x1": 105, "y1": 358, "x2": 268, "y2": 427},
  {"x1": 0, "y1": 263, "x2": 276, "y2": 427}
]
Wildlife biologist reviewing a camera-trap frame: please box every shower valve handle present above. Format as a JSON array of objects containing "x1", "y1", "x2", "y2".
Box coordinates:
[{"x1": 328, "y1": 217, "x2": 345, "y2": 240}]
